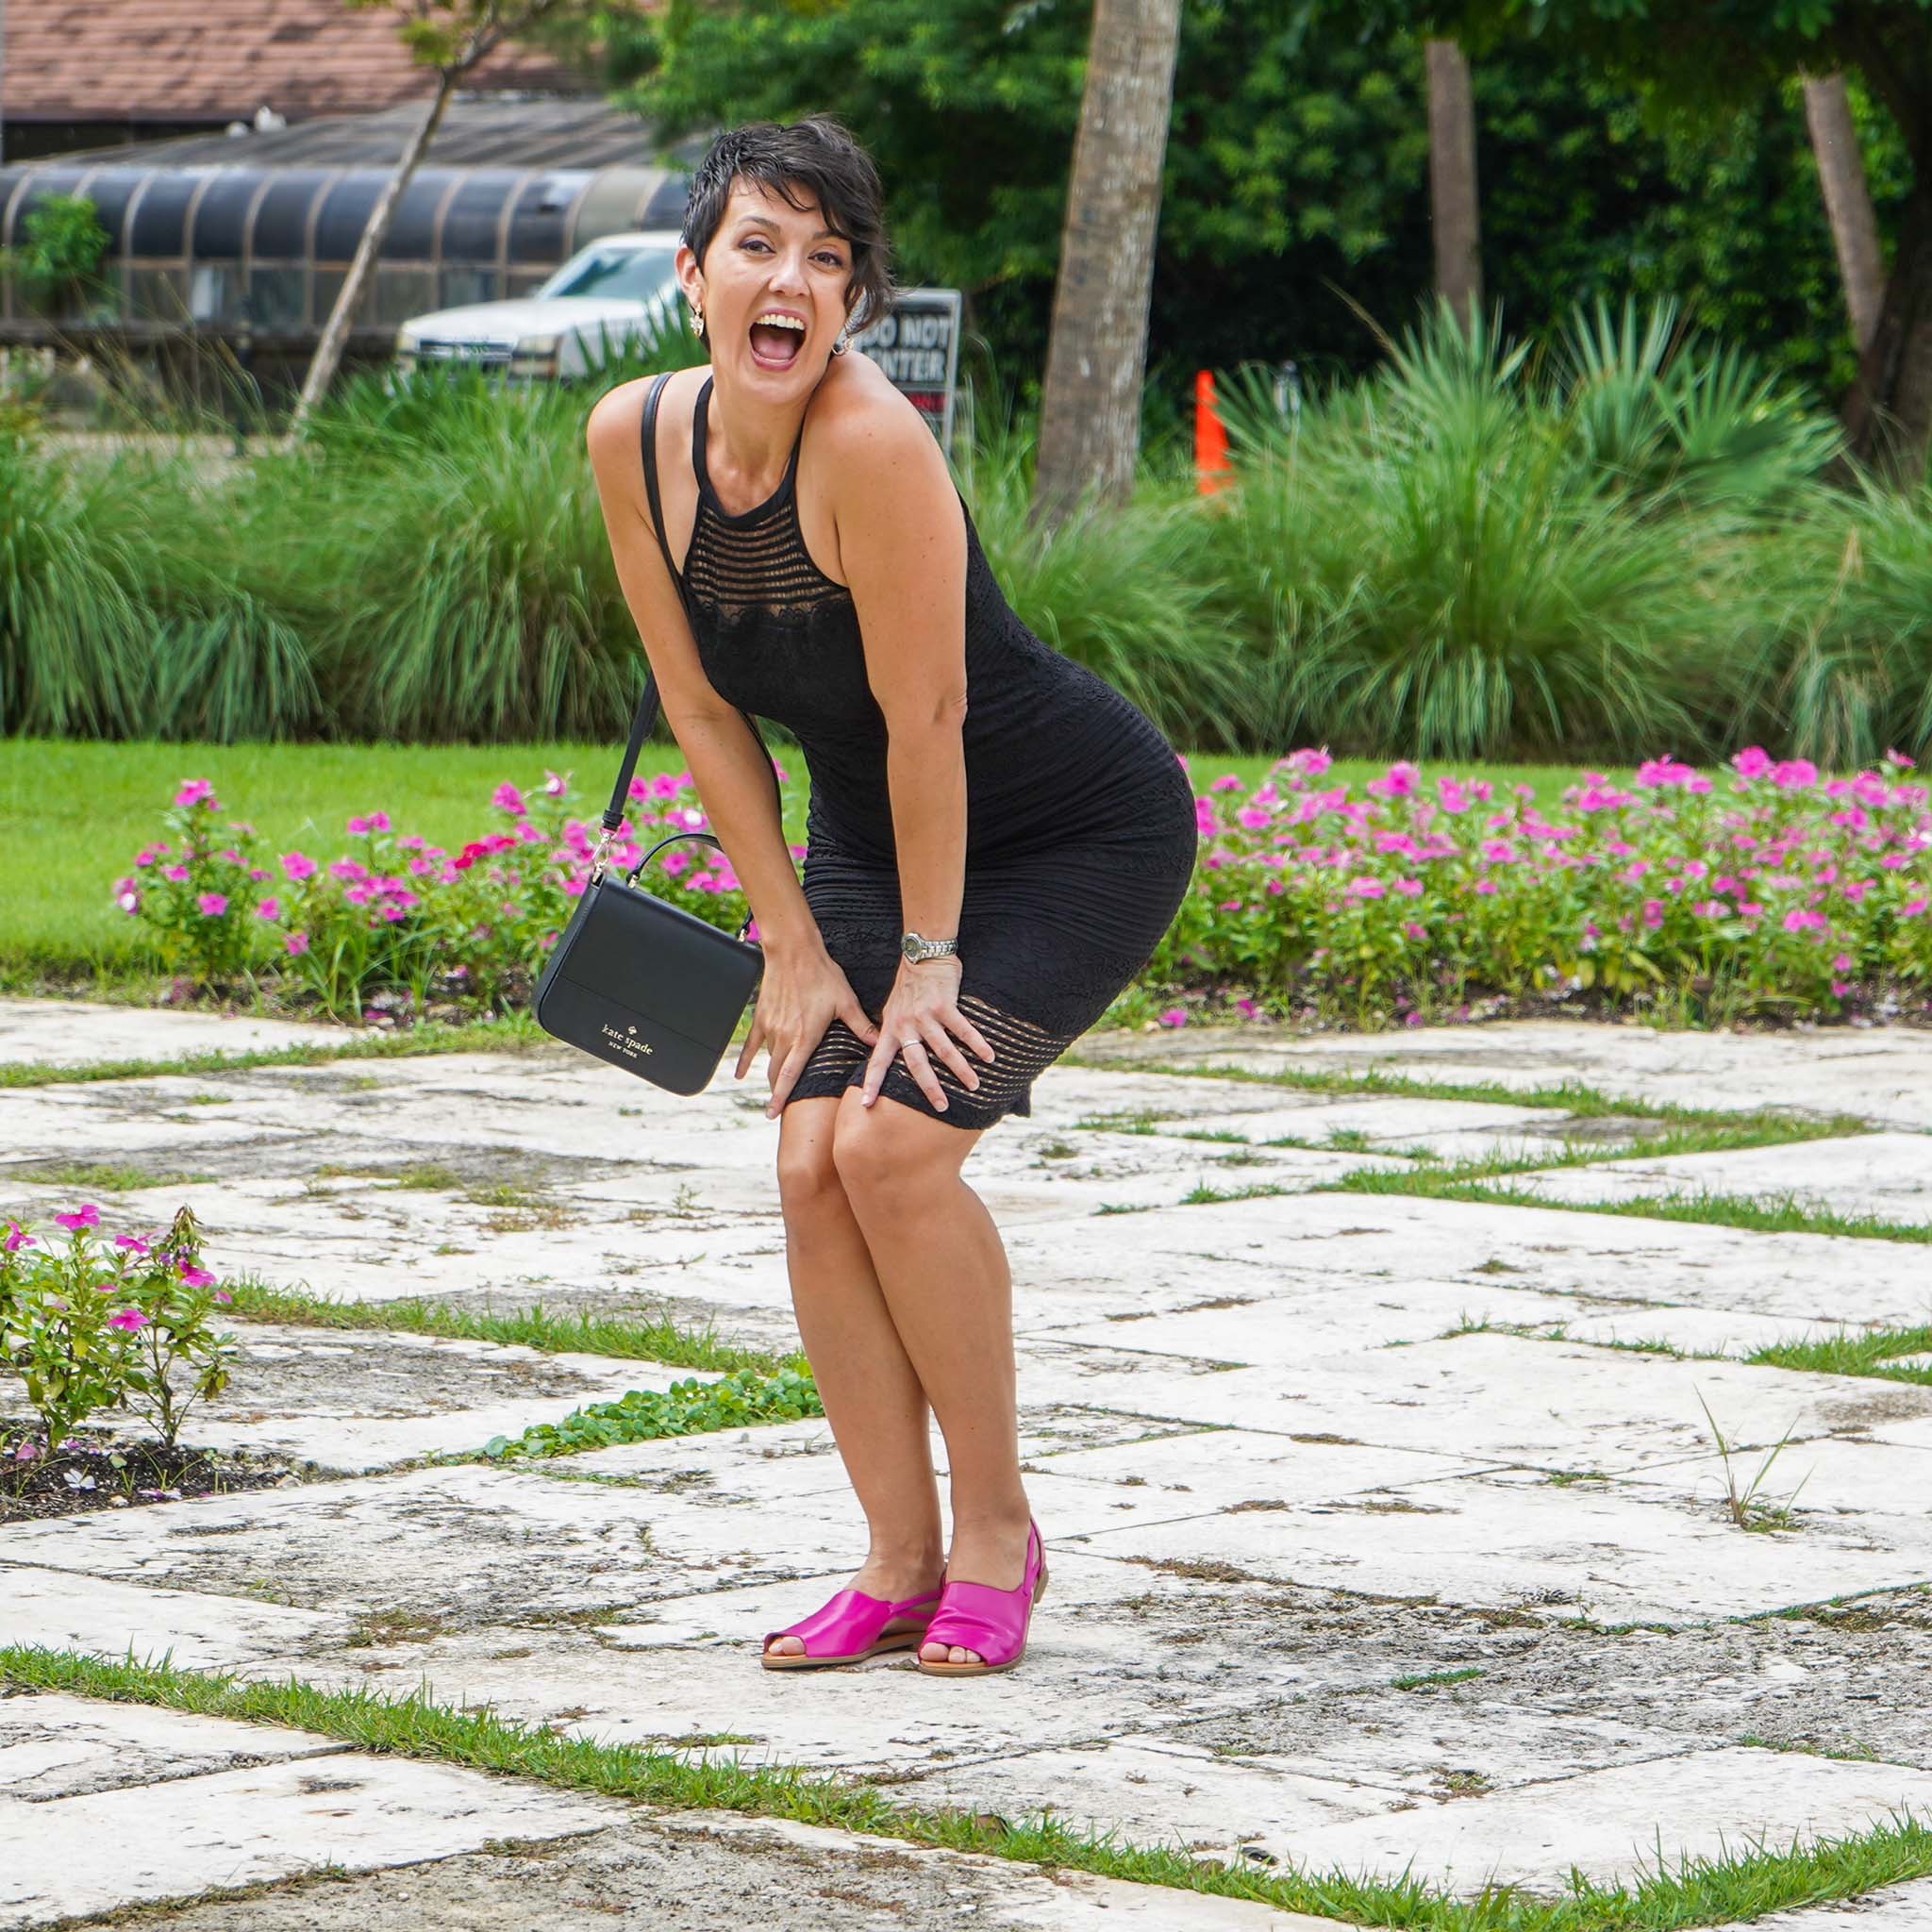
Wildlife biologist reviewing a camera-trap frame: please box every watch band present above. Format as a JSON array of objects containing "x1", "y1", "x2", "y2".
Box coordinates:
[{"x1": 901, "y1": 929, "x2": 959, "y2": 963}]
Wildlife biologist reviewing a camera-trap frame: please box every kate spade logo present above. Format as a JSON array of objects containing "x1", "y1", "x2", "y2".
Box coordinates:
[{"x1": 600, "y1": 1022, "x2": 654, "y2": 1057}]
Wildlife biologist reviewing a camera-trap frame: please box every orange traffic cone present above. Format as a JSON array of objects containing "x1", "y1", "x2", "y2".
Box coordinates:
[{"x1": 1194, "y1": 369, "x2": 1229, "y2": 495}]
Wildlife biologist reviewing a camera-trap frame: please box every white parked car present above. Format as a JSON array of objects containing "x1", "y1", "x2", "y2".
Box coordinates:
[{"x1": 392, "y1": 230, "x2": 684, "y2": 380}]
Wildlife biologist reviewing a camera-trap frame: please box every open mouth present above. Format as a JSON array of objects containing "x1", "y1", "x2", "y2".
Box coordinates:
[{"x1": 748, "y1": 319, "x2": 805, "y2": 369}]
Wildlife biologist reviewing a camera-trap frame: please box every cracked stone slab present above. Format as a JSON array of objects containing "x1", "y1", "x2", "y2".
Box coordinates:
[
  {"x1": 1205, "y1": 1698, "x2": 1705, "y2": 1799},
  {"x1": 891, "y1": 1734, "x2": 1399, "y2": 1857},
  {"x1": 1282, "y1": 1745, "x2": 1932, "y2": 1896},
  {"x1": 0, "y1": 1566, "x2": 348, "y2": 1672},
  {"x1": 48, "y1": 1807, "x2": 1324, "y2": 1931},
  {"x1": 0, "y1": 998, "x2": 331, "y2": 1069},
  {"x1": 1507, "y1": 1134, "x2": 1932, "y2": 1226},
  {"x1": 0, "y1": 1745, "x2": 625, "y2": 1929},
  {"x1": 1618, "y1": 1438, "x2": 1932, "y2": 1521},
  {"x1": 1727, "y1": 1878, "x2": 1932, "y2": 1926},
  {"x1": 1072, "y1": 1018, "x2": 1932, "y2": 1131},
  {"x1": 0, "y1": 1460, "x2": 871, "y2": 1625},
  {"x1": 1011, "y1": 1330, "x2": 1932, "y2": 1474},
  {"x1": 1003, "y1": 1189, "x2": 1932, "y2": 1332},
  {"x1": 1024, "y1": 1276, "x2": 1607, "y2": 1359},
  {"x1": 75, "y1": 1322, "x2": 723, "y2": 1475},
  {"x1": 0, "y1": 1690, "x2": 347, "y2": 1801},
  {"x1": 1074, "y1": 1459, "x2": 1932, "y2": 1623}
]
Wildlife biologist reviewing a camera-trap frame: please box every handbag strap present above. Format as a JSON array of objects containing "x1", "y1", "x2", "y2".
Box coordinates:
[{"x1": 600, "y1": 370, "x2": 787, "y2": 839}]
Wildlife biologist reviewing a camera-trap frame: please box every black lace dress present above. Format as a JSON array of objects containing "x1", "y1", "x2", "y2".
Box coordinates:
[{"x1": 641, "y1": 370, "x2": 1199, "y2": 1130}]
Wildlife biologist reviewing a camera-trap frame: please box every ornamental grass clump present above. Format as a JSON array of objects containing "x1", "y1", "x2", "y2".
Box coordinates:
[
  {"x1": 1158, "y1": 744, "x2": 1932, "y2": 1025},
  {"x1": 117, "y1": 762, "x2": 788, "y2": 1019}
]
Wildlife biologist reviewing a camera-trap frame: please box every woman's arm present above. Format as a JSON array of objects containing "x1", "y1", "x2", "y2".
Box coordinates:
[
  {"x1": 583, "y1": 377, "x2": 821, "y2": 961},
  {"x1": 831, "y1": 399, "x2": 970, "y2": 952},
  {"x1": 829, "y1": 391, "x2": 995, "y2": 1110}
]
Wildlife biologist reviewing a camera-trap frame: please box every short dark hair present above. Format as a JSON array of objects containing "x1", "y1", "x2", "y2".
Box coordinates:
[{"x1": 681, "y1": 116, "x2": 897, "y2": 335}]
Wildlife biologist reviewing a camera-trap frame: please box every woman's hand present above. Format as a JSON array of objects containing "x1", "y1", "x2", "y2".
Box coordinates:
[
  {"x1": 739, "y1": 945, "x2": 881, "y2": 1121},
  {"x1": 859, "y1": 956, "x2": 996, "y2": 1114}
]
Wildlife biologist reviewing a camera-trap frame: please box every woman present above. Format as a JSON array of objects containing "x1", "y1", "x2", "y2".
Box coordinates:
[{"x1": 586, "y1": 116, "x2": 1197, "y2": 1676}]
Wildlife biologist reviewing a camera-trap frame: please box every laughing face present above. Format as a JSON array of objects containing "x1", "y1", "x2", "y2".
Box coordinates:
[{"x1": 684, "y1": 177, "x2": 858, "y2": 385}]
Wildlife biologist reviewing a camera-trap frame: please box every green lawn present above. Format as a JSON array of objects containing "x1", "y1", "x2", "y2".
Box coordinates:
[{"x1": 1, "y1": 739, "x2": 1593, "y2": 981}]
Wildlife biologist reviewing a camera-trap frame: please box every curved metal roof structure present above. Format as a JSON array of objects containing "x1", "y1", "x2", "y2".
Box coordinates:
[{"x1": 0, "y1": 100, "x2": 700, "y2": 346}]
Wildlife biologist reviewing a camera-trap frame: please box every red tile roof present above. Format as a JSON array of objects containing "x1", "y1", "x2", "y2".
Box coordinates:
[{"x1": 4, "y1": 0, "x2": 590, "y2": 124}]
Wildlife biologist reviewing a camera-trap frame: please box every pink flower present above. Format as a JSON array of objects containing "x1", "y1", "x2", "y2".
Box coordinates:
[
  {"x1": 1234, "y1": 996, "x2": 1257, "y2": 1016},
  {"x1": 107, "y1": 1307, "x2": 150, "y2": 1331},
  {"x1": 285, "y1": 931, "x2": 310, "y2": 956},
  {"x1": 492, "y1": 782, "x2": 529, "y2": 817},
  {"x1": 1904, "y1": 898, "x2": 1929, "y2": 918},
  {"x1": 346, "y1": 811, "x2": 391, "y2": 835},
  {"x1": 113, "y1": 1235, "x2": 150, "y2": 1256},
  {"x1": 1285, "y1": 747, "x2": 1332, "y2": 777},
  {"x1": 1732, "y1": 747, "x2": 1774, "y2": 780},
  {"x1": 1208, "y1": 774, "x2": 1244, "y2": 793},
  {"x1": 1774, "y1": 758, "x2": 1820, "y2": 790},
  {"x1": 114, "y1": 877, "x2": 141, "y2": 915},
  {"x1": 196, "y1": 891, "x2": 228, "y2": 918},
  {"x1": 213, "y1": 1288, "x2": 233, "y2": 1304},
  {"x1": 54, "y1": 1205, "x2": 100, "y2": 1230},
  {"x1": 1885, "y1": 748, "x2": 1916, "y2": 769},
  {"x1": 1157, "y1": 1007, "x2": 1190, "y2": 1026},
  {"x1": 177, "y1": 1264, "x2": 215, "y2": 1289},
  {"x1": 173, "y1": 778, "x2": 216, "y2": 808},
  {"x1": 329, "y1": 858, "x2": 368, "y2": 882},
  {"x1": 3, "y1": 1223, "x2": 35, "y2": 1253},
  {"x1": 161, "y1": 863, "x2": 191, "y2": 883},
  {"x1": 1782, "y1": 908, "x2": 1827, "y2": 932},
  {"x1": 255, "y1": 897, "x2": 281, "y2": 922},
  {"x1": 281, "y1": 851, "x2": 317, "y2": 881},
  {"x1": 1367, "y1": 761, "x2": 1420, "y2": 799},
  {"x1": 541, "y1": 770, "x2": 568, "y2": 797},
  {"x1": 1345, "y1": 876, "x2": 1385, "y2": 899}
]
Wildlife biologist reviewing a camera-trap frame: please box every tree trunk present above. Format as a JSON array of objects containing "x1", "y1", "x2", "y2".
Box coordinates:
[
  {"x1": 1803, "y1": 72, "x2": 1883, "y2": 353},
  {"x1": 1030, "y1": 0, "x2": 1184, "y2": 532},
  {"x1": 1843, "y1": 168, "x2": 1932, "y2": 475},
  {"x1": 290, "y1": 73, "x2": 457, "y2": 434},
  {"x1": 1425, "y1": 39, "x2": 1481, "y2": 322}
]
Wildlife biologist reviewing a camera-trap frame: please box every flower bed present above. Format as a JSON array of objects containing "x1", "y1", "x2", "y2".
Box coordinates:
[
  {"x1": 114, "y1": 766, "x2": 781, "y2": 1021},
  {"x1": 1145, "y1": 747, "x2": 1932, "y2": 1027},
  {"x1": 111, "y1": 750, "x2": 1932, "y2": 1030}
]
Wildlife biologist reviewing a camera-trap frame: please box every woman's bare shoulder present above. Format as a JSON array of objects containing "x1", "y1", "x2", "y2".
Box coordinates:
[
  {"x1": 585, "y1": 370, "x2": 676, "y2": 470},
  {"x1": 810, "y1": 354, "x2": 951, "y2": 486}
]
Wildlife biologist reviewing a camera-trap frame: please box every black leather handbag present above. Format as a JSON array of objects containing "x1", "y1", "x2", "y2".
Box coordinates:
[{"x1": 532, "y1": 373, "x2": 787, "y2": 1093}]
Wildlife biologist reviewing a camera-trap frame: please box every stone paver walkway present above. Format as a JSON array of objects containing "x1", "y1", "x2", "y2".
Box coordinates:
[{"x1": 4, "y1": 1002, "x2": 1932, "y2": 1927}]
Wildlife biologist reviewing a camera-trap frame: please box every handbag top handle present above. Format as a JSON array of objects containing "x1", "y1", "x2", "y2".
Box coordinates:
[{"x1": 599, "y1": 371, "x2": 786, "y2": 840}]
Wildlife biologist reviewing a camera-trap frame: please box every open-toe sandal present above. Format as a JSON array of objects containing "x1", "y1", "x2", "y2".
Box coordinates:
[
  {"x1": 915, "y1": 1521, "x2": 1046, "y2": 1678},
  {"x1": 760, "y1": 1584, "x2": 942, "y2": 1670}
]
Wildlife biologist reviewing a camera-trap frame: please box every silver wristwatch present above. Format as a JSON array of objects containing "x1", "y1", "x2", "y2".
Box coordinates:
[{"x1": 900, "y1": 929, "x2": 959, "y2": 965}]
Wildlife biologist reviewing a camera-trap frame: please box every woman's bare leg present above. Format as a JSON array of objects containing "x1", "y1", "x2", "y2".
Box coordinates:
[
  {"x1": 830, "y1": 1089, "x2": 1028, "y2": 1666},
  {"x1": 767, "y1": 1094, "x2": 945, "y2": 1653}
]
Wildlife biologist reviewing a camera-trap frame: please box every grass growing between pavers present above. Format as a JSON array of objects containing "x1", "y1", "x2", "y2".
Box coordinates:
[
  {"x1": 223, "y1": 1276, "x2": 791, "y2": 1377},
  {"x1": 5, "y1": 1647, "x2": 1932, "y2": 1931},
  {"x1": 1332, "y1": 1173, "x2": 1932, "y2": 1247},
  {"x1": 0, "y1": 1013, "x2": 548, "y2": 1088},
  {"x1": 1058, "y1": 1054, "x2": 1879, "y2": 1134}
]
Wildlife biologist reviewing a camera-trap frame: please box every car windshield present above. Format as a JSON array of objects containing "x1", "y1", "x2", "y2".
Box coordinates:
[{"x1": 538, "y1": 245, "x2": 678, "y2": 304}]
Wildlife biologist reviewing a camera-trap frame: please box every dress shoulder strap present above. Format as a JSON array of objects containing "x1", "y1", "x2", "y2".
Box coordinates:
[{"x1": 638, "y1": 371, "x2": 685, "y2": 599}]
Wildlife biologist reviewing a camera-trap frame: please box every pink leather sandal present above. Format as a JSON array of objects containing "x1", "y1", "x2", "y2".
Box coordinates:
[
  {"x1": 915, "y1": 1520, "x2": 1047, "y2": 1677},
  {"x1": 760, "y1": 1584, "x2": 943, "y2": 1671}
]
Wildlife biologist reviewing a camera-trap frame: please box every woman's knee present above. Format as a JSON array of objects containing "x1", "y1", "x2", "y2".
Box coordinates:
[
  {"x1": 775, "y1": 1099, "x2": 851, "y2": 1218},
  {"x1": 830, "y1": 1095, "x2": 959, "y2": 1203}
]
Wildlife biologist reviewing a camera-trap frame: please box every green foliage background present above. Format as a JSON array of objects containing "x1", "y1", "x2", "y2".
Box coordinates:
[{"x1": 591, "y1": 0, "x2": 1906, "y2": 443}]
